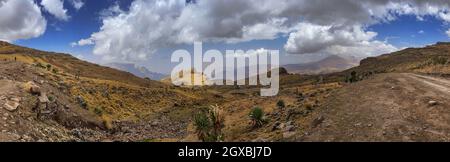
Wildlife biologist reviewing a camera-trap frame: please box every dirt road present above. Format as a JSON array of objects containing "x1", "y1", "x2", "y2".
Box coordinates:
[{"x1": 300, "y1": 73, "x2": 450, "y2": 142}]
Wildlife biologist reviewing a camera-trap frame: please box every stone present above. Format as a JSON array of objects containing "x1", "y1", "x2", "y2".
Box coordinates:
[
  {"x1": 428, "y1": 101, "x2": 438, "y2": 106},
  {"x1": 271, "y1": 121, "x2": 281, "y2": 131},
  {"x1": 39, "y1": 93, "x2": 49, "y2": 103},
  {"x1": 284, "y1": 125, "x2": 295, "y2": 132},
  {"x1": 28, "y1": 83, "x2": 42, "y2": 95},
  {"x1": 4, "y1": 101, "x2": 19, "y2": 111},
  {"x1": 10, "y1": 97, "x2": 21, "y2": 102}
]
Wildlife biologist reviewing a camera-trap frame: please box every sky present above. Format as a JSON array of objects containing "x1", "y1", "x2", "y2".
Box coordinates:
[{"x1": 2, "y1": 0, "x2": 450, "y2": 74}]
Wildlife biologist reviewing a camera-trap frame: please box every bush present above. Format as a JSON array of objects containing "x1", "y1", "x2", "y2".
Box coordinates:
[
  {"x1": 194, "y1": 112, "x2": 210, "y2": 141},
  {"x1": 249, "y1": 107, "x2": 266, "y2": 128},
  {"x1": 431, "y1": 56, "x2": 448, "y2": 65},
  {"x1": 346, "y1": 71, "x2": 359, "y2": 83},
  {"x1": 35, "y1": 62, "x2": 45, "y2": 69},
  {"x1": 52, "y1": 68, "x2": 59, "y2": 74},
  {"x1": 276, "y1": 100, "x2": 285, "y2": 109},
  {"x1": 46, "y1": 64, "x2": 52, "y2": 70},
  {"x1": 94, "y1": 107, "x2": 104, "y2": 116},
  {"x1": 47, "y1": 95, "x2": 55, "y2": 102},
  {"x1": 193, "y1": 105, "x2": 225, "y2": 142}
]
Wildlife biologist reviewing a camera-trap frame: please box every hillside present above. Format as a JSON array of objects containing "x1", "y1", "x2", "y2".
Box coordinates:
[
  {"x1": 0, "y1": 41, "x2": 223, "y2": 141},
  {"x1": 344, "y1": 42, "x2": 450, "y2": 76},
  {"x1": 0, "y1": 41, "x2": 449, "y2": 142}
]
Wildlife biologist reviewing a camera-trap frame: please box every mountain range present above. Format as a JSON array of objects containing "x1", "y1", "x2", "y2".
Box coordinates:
[{"x1": 105, "y1": 63, "x2": 166, "y2": 81}]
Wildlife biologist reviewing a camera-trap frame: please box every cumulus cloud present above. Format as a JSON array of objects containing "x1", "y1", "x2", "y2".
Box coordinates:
[
  {"x1": 41, "y1": 0, "x2": 69, "y2": 21},
  {"x1": 69, "y1": 0, "x2": 84, "y2": 10},
  {"x1": 71, "y1": 38, "x2": 93, "y2": 47},
  {"x1": 446, "y1": 29, "x2": 450, "y2": 37},
  {"x1": 77, "y1": 0, "x2": 450, "y2": 62},
  {"x1": 0, "y1": 0, "x2": 46, "y2": 42}
]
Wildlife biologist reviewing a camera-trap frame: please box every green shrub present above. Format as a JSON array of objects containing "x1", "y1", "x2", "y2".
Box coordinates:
[
  {"x1": 346, "y1": 71, "x2": 359, "y2": 83},
  {"x1": 276, "y1": 100, "x2": 285, "y2": 109},
  {"x1": 194, "y1": 112, "x2": 210, "y2": 141},
  {"x1": 35, "y1": 62, "x2": 45, "y2": 69},
  {"x1": 94, "y1": 107, "x2": 104, "y2": 116},
  {"x1": 193, "y1": 105, "x2": 225, "y2": 142},
  {"x1": 249, "y1": 107, "x2": 266, "y2": 128},
  {"x1": 46, "y1": 64, "x2": 52, "y2": 70},
  {"x1": 47, "y1": 96, "x2": 55, "y2": 102}
]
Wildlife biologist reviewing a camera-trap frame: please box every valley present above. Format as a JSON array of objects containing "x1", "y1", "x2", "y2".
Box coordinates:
[{"x1": 0, "y1": 41, "x2": 449, "y2": 142}]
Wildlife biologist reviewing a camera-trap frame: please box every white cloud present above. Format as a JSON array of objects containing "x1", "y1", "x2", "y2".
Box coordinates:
[
  {"x1": 418, "y1": 30, "x2": 425, "y2": 34},
  {"x1": 41, "y1": 0, "x2": 69, "y2": 21},
  {"x1": 71, "y1": 38, "x2": 93, "y2": 47},
  {"x1": 77, "y1": 0, "x2": 450, "y2": 62},
  {"x1": 69, "y1": 0, "x2": 84, "y2": 10},
  {"x1": 0, "y1": 0, "x2": 46, "y2": 42},
  {"x1": 446, "y1": 29, "x2": 450, "y2": 37},
  {"x1": 284, "y1": 23, "x2": 398, "y2": 56}
]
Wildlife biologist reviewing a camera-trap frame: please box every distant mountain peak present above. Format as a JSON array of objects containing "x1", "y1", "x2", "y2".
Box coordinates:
[
  {"x1": 105, "y1": 63, "x2": 166, "y2": 81},
  {"x1": 283, "y1": 55, "x2": 359, "y2": 75}
]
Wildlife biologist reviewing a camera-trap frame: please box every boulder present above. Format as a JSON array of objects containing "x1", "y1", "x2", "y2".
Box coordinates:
[
  {"x1": 24, "y1": 81, "x2": 41, "y2": 95},
  {"x1": 4, "y1": 101, "x2": 19, "y2": 111}
]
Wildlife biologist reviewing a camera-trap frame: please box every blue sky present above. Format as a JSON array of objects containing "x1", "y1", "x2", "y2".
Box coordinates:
[{"x1": 4, "y1": 0, "x2": 450, "y2": 74}]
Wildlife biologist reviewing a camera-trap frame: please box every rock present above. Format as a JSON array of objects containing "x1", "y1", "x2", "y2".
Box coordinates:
[
  {"x1": 4, "y1": 101, "x2": 19, "y2": 111},
  {"x1": 25, "y1": 81, "x2": 41, "y2": 95},
  {"x1": 428, "y1": 101, "x2": 438, "y2": 106},
  {"x1": 284, "y1": 125, "x2": 295, "y2": 132},
  {"x1": 0, "y1": 96, "x2": 6, "y2": 100},
  {"x1": 271, "y1": 121, "x2": 281, "y2": 131},
  {"x1": 10, "y1": 97, "x2": 20, "y2": 102},
  {"x1": 278, "y1": 123, "x2": 286, "y2": 130},
  {"x1": 38, "y1": 93, "x2": 49, "y2": 103},
  {"x1": 367, "y1": 124, "x2": 373, "y2": 127}
]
